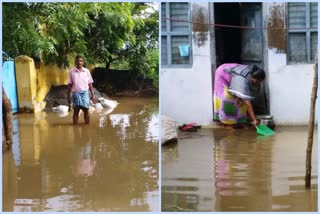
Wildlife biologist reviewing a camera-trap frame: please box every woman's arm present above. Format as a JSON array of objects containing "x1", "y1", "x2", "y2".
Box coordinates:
[{"x1": 243, "y1": 100, "x2": 258, "y2": 126}]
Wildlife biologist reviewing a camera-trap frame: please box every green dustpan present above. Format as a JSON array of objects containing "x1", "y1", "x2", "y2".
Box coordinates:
[{"x1": 256, "y1": 124, "x2": 275, "y2": 136}]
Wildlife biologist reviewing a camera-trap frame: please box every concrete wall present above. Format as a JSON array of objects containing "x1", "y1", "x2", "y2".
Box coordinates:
[
  {"x1": 161, "y1": 3, "x2": 213, "y2": 125},
  {"x1": 14, "y1": 55, "x2": 76, "y2": 113},
  {"x1": 268, "y1": 49, "x2": 317, "y2": 125},
  {"x1": 266, "y1": 3, "x2": 318, "y2": 125},
  {"x1": 36, "y1": 62, "x2": 69, "y2": 103},
  {"x1": 15, "y1": 56, "x2": 40, "y2": 112}
]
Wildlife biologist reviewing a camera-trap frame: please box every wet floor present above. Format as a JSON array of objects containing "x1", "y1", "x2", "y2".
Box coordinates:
[
  {"x1": 162, "y1": 126, "x2": 318, "y2": 212},
  {"x1": 3, "y1": 97, "x2": 159, "y2": 212}
]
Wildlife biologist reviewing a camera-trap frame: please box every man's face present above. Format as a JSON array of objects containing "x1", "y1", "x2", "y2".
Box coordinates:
[{"x1": 76, "y1": 58, "x2": 84, "y2": 67}]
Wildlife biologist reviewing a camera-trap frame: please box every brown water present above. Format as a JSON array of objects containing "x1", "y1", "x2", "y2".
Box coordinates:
[
  {"x1": 3, "y1": 97, "x2": 159, "y2": 212},
  {"x1": 162, "y1": 126, "x2": 318, "y2": 212}
]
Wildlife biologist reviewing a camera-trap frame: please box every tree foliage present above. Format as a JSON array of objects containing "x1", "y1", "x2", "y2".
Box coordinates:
[
  {"x1": 85, "y1": 3, "x2": 135, "y2": 67},
  {"x1": 3, "y1": 2, "x2": 158, "y2": 86},
  {"x1": 125, "y1": 3, "x2": 159, "y2": 87}
]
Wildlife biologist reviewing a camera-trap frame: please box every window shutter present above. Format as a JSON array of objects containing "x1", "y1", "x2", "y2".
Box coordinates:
[
  {"x1": 172, "y1": 36, "x2": 190, "y2": 65},
  {"x1": 288, "y1": 3, "x2": 306, "y2": 28},
  {"x1": 287, "y1": 3, "x2": 317, "y2": 63},
  {"x1": 311, "y1": 32, "x2": 317, "y2": 62},
  {"x1": 161, "y1": 37, "x2": 168, "y2": 65},
  {"x1": 310, "y1": 3, "x2": 318, "y2": 28},
  {"x1": 170, "y1": 3, "x2": 189, "y2": 32},
  {"x1": 161, "y1": 2, "x2": 191, "y2": 66},
  {"x1": 288, "y1": 33, "x2": 307, "y2": 62},
  {"x1": 161, "y1": 3, "x2": 167, "y2": 33}
]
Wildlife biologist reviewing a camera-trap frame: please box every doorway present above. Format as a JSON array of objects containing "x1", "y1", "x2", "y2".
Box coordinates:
[{"x1": 213, "y1": 2, "x2": 267, "y2": 115}]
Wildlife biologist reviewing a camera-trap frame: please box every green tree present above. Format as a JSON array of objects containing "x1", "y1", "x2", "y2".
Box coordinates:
[
  {"x1": 3, "y1": 3, "x2": 53, "y2": 61},
  {"x1": 3, "y1": 3, "x2": 96, "y2": 67},
  {"x1": 121, "y1": 3, "x2": 159, "y2": 88},
  {"x1": 85, "y1": 3, "x2": 135, "y2": 68},
  {"x1": 3, "y1": 2, "x2": 159, "y2": 89}
]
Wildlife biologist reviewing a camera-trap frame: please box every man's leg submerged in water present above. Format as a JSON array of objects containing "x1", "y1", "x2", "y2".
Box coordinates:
[
  {"x1": 83, "y1": 108, "x2": 90, "y2": 124},
  {"x1": 73, "y1": 106, "x2": 81, "y2": 125}
]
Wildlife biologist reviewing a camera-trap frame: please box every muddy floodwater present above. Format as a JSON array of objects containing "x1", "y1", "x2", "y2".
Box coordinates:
[
  {"x1": 162, "y1": 126, "x2": 318, "y2": 212},
  {"x1": 3, "y1": 97, "x2": 159, "y2": 212}
]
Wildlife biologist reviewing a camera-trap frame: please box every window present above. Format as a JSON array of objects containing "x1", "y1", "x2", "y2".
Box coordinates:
[
  {"x1": 161, "y1": 2, "x2": 192, "y2": 67},
  {"x1": 287, "y1": 2, "x2": 318, "y2": 63}
]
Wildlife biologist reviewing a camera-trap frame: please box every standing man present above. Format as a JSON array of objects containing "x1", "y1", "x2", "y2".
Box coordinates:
[{"x1": 67, "y1": 55, "x2": 95, "y2": 125}]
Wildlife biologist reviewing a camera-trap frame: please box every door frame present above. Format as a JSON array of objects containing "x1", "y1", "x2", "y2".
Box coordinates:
[{"x1": 210, "y1": 2, "x2": 270, "y2": 117}]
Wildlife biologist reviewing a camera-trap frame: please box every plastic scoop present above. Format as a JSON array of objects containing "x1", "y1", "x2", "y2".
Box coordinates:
[{"x1": 256, "y1": 124, "x2": 275, "y2": 136}]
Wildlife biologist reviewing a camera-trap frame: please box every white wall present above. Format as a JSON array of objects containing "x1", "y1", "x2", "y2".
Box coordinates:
[
  {"x1": 161, "y1": 45, "x2": 213, "y2": 125},
  {"x1": 161, "y1": 2, "x2": 318, "y2": 126},
  {"x1": 268, "y1": 48, "x2": 318, "y2": 125},
  {"x1": 161, "y1": 3, "x2": 213, "y2": 125}
]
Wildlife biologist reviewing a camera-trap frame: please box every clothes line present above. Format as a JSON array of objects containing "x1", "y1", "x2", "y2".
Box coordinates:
[{"x1": 162, "y1": 17, "x2": 318, "y2": 31}]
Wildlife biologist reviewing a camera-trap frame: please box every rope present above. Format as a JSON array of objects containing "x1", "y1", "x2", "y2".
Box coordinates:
[{"x1": 162, "y1": 17, "x2": 318, "y2": 31}]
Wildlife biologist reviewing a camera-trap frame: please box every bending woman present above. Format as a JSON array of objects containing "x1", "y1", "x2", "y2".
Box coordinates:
[{"x1": 213, "y1": 63, "x2": 265, "y2": 127}]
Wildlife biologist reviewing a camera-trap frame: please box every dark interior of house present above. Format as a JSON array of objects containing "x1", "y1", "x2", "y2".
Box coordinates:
[
  {"x1": 214, "y1": 3, "x2": 242, "y2": 67},
  {"x1": 213, "y1": 3, "x2": 268, "y2": 115}
]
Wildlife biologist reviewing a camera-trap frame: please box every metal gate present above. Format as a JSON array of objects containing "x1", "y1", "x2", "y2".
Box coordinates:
[{"x1": 2, "y1": 51, "x2": 19, "y2": 113}]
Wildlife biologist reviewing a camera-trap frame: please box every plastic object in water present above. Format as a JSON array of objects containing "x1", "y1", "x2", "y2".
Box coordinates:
[{"x1": 256, "y1": 124, "x2": 275, "y2": 136}]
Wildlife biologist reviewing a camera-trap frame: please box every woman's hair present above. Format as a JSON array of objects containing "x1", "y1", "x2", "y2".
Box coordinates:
[{"x1": 252, "y1": 67, "x2": 265, "y2": 81}]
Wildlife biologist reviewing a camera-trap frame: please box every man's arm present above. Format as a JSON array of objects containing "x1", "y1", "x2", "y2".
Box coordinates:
[
  {"x1": 89, "y1": 83, "x2": 95, "y2": 102},
  {"x1": 67, "y1": 84, "x2": 72, "y2": 105}
]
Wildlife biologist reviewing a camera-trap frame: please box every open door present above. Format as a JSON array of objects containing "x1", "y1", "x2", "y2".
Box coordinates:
[
  {"x1": 214, "y1": 2, "x2": 267, "y2": 115},
  {"x1": 240, "y1": 3, "x2": 263, "y2": 68},
  {"x1": 240, "y1": 3, "x2": 267, "y2": 114}
]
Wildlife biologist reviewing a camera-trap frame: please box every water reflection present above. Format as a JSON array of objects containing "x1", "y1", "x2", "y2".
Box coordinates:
[
  {"x1": 73, "y1": 128, "x2": 96, "y2": 177},
  {"x1": 162, "y1": 126, "x2": 317, "y2": 211},
  {"x1": 161, "y1": 129, "x2": 215, "y2": 212},
  {"x1": 3, "y1": 97, "x2": 159, "y2": 212}
]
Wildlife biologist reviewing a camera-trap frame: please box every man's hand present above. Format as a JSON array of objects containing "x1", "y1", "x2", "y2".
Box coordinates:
[
  {"x1": 68, "y1": 95, "x2": 72, "y2": 105},
  {"x1": 91, "y1": 95, "x2": 96, "y2": 103},
  {"x1": 67, "y1": 95, "x2": 72, "y2": 111},
  {"x1": 67, "y1": 84, "x2": 72, "y2": 106}
]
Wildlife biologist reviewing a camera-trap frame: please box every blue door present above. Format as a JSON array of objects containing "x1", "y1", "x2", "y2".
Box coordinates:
[{"x1": 2, "y1": 52, "x2": 19, "y2": 113}]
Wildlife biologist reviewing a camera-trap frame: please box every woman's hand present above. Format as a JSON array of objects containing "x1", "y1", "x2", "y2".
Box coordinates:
[
  {"x1": 235, "y1": 97, "x2": 242, "y2": 107},
  {"x1": 252, "y1": 119, "x2": 259, "y2": 127},
  {"x1": 243, "y1": 100, "x2": 259, "y2": 127}
]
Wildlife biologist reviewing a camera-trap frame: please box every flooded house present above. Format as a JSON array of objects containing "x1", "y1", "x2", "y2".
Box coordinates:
[
  {"x1": 161, "y1": 2, "x2": 318, "y2": 126},
  {"x1": 161, "y1": 2, "x2": 318, "y2": 212}
]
